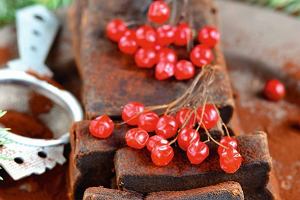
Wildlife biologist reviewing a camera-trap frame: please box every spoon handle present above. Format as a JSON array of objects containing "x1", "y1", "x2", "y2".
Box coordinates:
[{"x1": 8, "y1": 5, "x2": 60, "y2": 77}]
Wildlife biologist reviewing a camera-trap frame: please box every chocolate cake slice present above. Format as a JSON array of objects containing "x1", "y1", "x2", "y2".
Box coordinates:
[
  {"x1": 69, "y1": 0, "x2": 234, "y2": 122},
  {"x1": 115, "y1": 132, "x2": 271, "y2": 193},
  {"x1": 145, "y1": 181, "x2": 244, "y2": 200},
  {"x1": 68, "y1": 118, "x2": 239, "y2": 199},
  {"x1": 69, "y1": 121, "x2": 128, "y2": 199},
  {"x1": 83, "y1": 181, "x2": 244, "y2": 200},
  {"x1": 83, "y1": 187, "x2": 143, "y2": 200}
]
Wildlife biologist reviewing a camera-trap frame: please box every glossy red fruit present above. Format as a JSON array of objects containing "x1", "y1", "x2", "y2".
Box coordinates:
[
  {"x1": 190, "y1": 44, "x2": 214, "y2": 67},
  {"x1": 187, "y1": 140, "x2": 209, "y2": 164},
  {"x1": 155, "y1": 44, "x2": 162, "y2": 51},
  {"x1": 197, "y1": 104, "x2": 219, "y2": 130},
  {"x1": 136, "y1": 25, "x2": 157, "y2": 48},
  {"x1": 138, "y1": 112, "x2": 160, "y2": 132},
  {"x1": 156, "y1": 25, "x2": 176, "y2": 46},
  {"x1": 219, "y1": 147, "x2": 242, "y2": 173},
  {"x1": 174, "y1": 23, "x2": 193, "y2": 46},
  {"x1": 135, "y1": 48, "x2": 158, "y2": 68},
  {"x1": 175, "y1": 60, "x2": 195, "y2": 80},
  {"x1": 158, "y1": 48, "x2": 177, "y2": 63},
  {"x1": 89, "y1": 115, "x2": 114, "y2": 139},
  {"x1": 198, "y1": 26, "x2": 220, "y2": 48},
  {"x1": 125, "y1": 128, "x2": 149, "y2": 149},
  {"x1": 122, "y1": 102, "x2": 145, "y2": 125},
  {"x1": 155, "y1": 62, "x2": 175, "y2": 80},
  {"x1": 217, "y1": 136, "x2": 238, "y2": 155},
  {"x1": 148, "y1": 1, "x2": 170, "y2": 24},
  {"x1": 264, "y1": 79, "x2": 285, "y2": 101},
  {"x1": 118, "y1": 30, "x2": 138, "y2": 55},
  {"x1": 175, "y1": 107, "x2": 196, "y2": 128},
  {"x1": 156, "y1": 115, "x2": 178, "y2": 139},
  {"x1": 147, "y1": 135, "x2": 168, "y2": 151},
  {"x1": 178, "y1": 128, "x2": 200, "y2": 151},
  {"x1": 106, "y1": 19, "x2": 127, "y2": 42},
  {"x1": 151, "y1": 144, "x2": 174, "y2": 166}
]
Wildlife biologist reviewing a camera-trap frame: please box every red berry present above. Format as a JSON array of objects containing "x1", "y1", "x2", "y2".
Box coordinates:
[
  {"x1": 198, "y1": 26, "x2": 220, "y2": 48},
  {"x1": 197, "y1": 104, "x2": 219, "y2": 129},
  {"x1": 125, "y1": 128, "x2": 149, "y2": 149},
  {"x1": 118, "y1": 30, "x2": 138, "y2": 55},
  {"x1": 135, "y1": 48, "x2": 158, "y2": 68},
  {"x1": 175, "y1": 60, "x2": 195, "y2": 80},
  {"x1": 106, "y1": 19, "x2": 127, "y2": 42},
  {"x1": 147, "y1": 135, "x2": 168, "y2": 152},
  {"x1": 158, "y1": 48, "x2": 177, "y2": 63},
  {"x1": 155, "y1": 44, "x2": 162, "y2": 51},
  {"x1": 89, "y1": 115, "x2": 114, "y2": 139},
  {"x1": 136, "y1": 25, "x2": 157, "y2": 48},
  {"x1": 122, "y1": 102, "x2": 145, "y2": 125},
  {"x1": 156, "y1": 115, "x2": 178, "y2": 139},
  {"x1": 178, "y1": 128, "x2": 200, "y2": 151},
  {"x1": 264, "y1": 79, "x2": 285, "y2": 101},
  {"x1": 151, "y1": 144, "x2": 174, "y2": 166},
  {"x1": 190, "y1": 44, "x2": 214, "y2": 67},
  {"x1": 138, "y1": 112, "x2": 159, "y2": 132},
  {"x1": 156, "y1": 25, "x2": 176, "y2": 46},
  {"x1": 217, "y1": 136, "x2": 238, "y2": 155},
  {"x1": 155, "y1": 62, "x2": 175, "y2": 80},
  {"x1": 174, "y1": 23, "x2": 193, "y2": 46},
  {"x1": 219, "y1": 147, "x2": 242, "y2": 173},
  {"x1": 148, "y1": 1, "x2": 170, "y2": 24},
  {"x1": 187, "y1": 140, "x2": 209, "y2": 164},
  {"x1": 175, "y1": 107, "x2": 196, "y2": 128}
]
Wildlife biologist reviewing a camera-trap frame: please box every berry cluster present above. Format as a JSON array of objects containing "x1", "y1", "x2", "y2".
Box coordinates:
[
  {"x1": 89, "y1": 101, "x2": 242, "y2": 174},
  {"x1": 105, "y1": 0, "x2": 220, "y2": 81}
]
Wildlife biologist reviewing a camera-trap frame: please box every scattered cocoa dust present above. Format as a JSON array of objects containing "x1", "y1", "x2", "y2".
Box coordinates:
[{"x1": 0, "y1": 110, "x2": 53, "y2": 139}]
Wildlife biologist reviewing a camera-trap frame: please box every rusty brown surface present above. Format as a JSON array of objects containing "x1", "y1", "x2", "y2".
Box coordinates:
[
  {"x1": 82, "y1": 181, "x2": 244, "y2": 200},
  {"x1": 114, "y1": 132, "x2": 271, "y2": 194},
  {"x1": 69, "y1": 0, "x2": 234, "y2": 121},
  {"x1": 217, "y1": 1, "x2": 300, "y2": 199}
]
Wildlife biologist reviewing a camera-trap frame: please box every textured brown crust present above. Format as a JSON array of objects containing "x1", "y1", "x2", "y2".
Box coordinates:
[
  {"x1": 68, "y1": 121, "x2": 129, "y2": 199},
  {"x1": 68, "y1": 0, "x2": 87, "y2": 69},
  {"x1": 83, "y1": 182, "x2": 244, "y2": 200},
  {"x1": 115, "y1": 132, "x2": 271, "y2": 193},
  {"x1": 83, "y1": 187, "x2": 143, "y2": 200},
  {"x1": 69, "y1": 0, "x2": 234, "y2": 121},
  {"x1": 68, "y1": 119, "x2": 234, "y2": 199},
  {"x1": 145, "y1": 181, "x2": 244, "y2": 200}
]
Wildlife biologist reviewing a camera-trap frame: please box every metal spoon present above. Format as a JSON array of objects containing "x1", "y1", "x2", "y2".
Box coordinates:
[{"x1": 0, "y1": 5, "x2": 83, "y2": 180}]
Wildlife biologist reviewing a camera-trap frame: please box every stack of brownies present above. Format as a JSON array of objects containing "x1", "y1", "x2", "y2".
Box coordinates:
[{"x1": 68, "y1": 0, "x2": 281, "y2": 199}]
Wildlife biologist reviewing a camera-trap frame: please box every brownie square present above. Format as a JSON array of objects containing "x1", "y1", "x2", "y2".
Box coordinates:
[
  {"x1": 68, "y1": 121, "x2": 128, "y2": 199},
  {"x1": 83, "y1": 181, "x2": 244, "y2": 200},
  {"x1": 145, "y1": 181, "x2": 244, "y2": 200},
  {"x1": 115, "y1": 132, "x2": 271, "y2": 193},
  {"x1": 69, "y1": 0, "x2": 234, "y2": 122},
  {"x1": 83, "y1": 187, "x2": 143, "y2": 200}
]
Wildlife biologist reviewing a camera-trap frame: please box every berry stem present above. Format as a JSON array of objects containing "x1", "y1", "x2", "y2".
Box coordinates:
[
  {"x1": 222, "y1": 122, "x2": 231, "y2": 137},
  {"x1": 168, "y1": 135, "x2": 178, "y2": 145},
  {"x1": 170, "y1": 0, "x2": 178, "y2": 25},
  {"x1": 202, "y1": 125, "x2": 227, "y2": 149}
]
